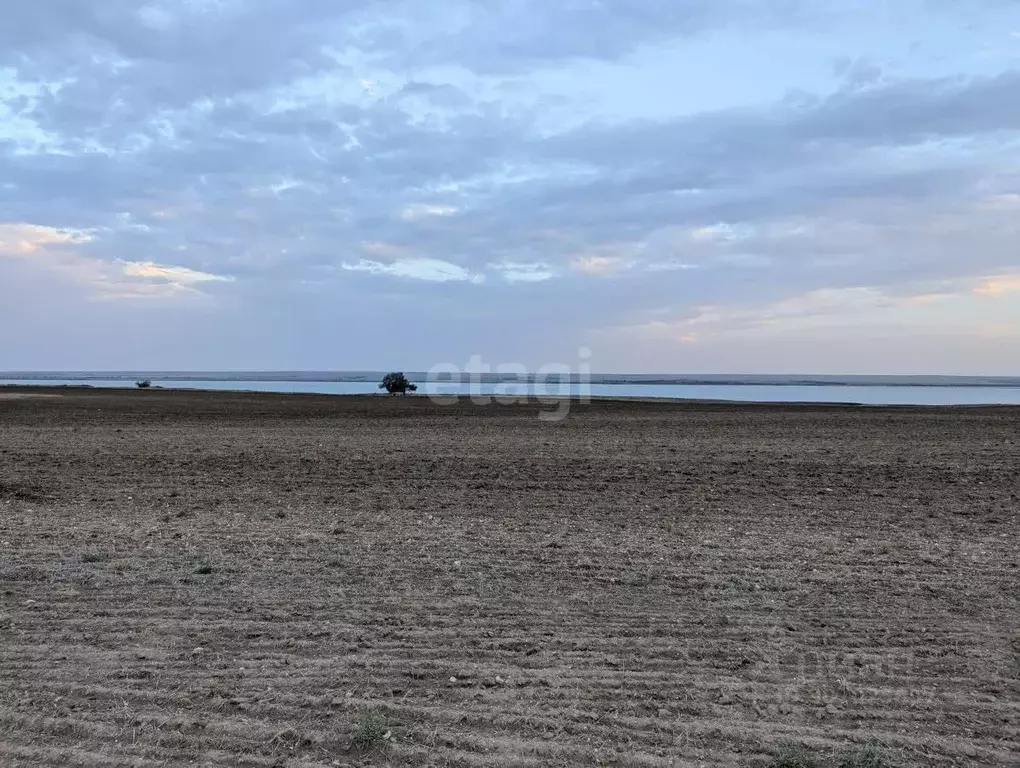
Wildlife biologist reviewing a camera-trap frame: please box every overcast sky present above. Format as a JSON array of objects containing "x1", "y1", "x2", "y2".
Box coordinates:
[{"x1": 2, "y1": 1, "x2": 1019, "y2": 373}]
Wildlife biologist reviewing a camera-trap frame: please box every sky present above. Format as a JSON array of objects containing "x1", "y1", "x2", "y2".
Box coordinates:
[{"x1": 1, "y1": 1, "x2": 1019, "y2": 374}]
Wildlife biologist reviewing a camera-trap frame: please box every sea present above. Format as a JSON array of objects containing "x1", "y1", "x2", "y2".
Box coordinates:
[{"x1": 3, "y1": 372, "x2": 1020, "y2": 405}]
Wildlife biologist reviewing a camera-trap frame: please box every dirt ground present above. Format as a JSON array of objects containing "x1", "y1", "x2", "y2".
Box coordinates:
[{"x1": 0, "y1": 388, "x2": 1017, "y2": 767}]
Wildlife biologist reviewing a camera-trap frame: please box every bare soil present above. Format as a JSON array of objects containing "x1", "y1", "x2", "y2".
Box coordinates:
[{"x1": 0, "y1": 388, "x2": 1017, "y2": 767}]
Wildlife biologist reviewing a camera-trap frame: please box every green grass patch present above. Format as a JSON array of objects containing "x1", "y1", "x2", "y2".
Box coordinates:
[{"x1": 354, "y1": 708, "x2": 390, "y2": 749}]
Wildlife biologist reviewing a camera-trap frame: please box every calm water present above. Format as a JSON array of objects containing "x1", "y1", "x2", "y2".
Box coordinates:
[{"x1": 4, "y1": 378, "x2": 1020, "y2": 405}]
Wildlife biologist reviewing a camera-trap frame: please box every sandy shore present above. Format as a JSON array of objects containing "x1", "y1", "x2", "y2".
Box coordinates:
[{"x1": 1, "y1": 387, "x2": 1017, "y2": 766}]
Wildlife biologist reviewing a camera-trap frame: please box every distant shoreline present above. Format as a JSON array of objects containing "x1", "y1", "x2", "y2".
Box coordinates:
[{"x1": 3, "y1": 384, "x2": 1020, "y2": 410}]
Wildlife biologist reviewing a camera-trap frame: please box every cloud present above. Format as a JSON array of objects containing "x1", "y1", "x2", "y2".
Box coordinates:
[
  {"x1": 341, "y1": 257, "x2": 483, "y2": 283},
  {"x1": 569, "y1": 253, "x2": 636, "y2": 276},
  {"x1": 2, "y1": 1, "x2": 1020, "y2": 370},
  {"x1": 0, "y1": 222, "x2": 234, "y2": 300},
  {"x1": 0, "y1": 223, "x2": 93, "y2": 256},
  {"x1": 400, "y1": 203, "x2": 459, "y2": 221},
  {"x1": 488, "y1": 261, "x2": 555, "y2": 283},
  {"x1": 120, "y1": 261, "x2": 234, "y2": 284},
  {"x1": 689, "y1": 223, "x2": 749, "y2": 242},
  {"x1": 973, "y1": 274, "x2": 1020, "y2": 297},
  {"x1": 645, "y1": 260, "x2": 699, "y2": 272},
  {"x1": 623, "y1": 321, "x2": 702, "y2": 344},
  {"x1": 570, "y1": 256, "x2": 624, "y2": 275},
  {"x1": 611, "y1": 271, "x2": 1020, "y2": 348}
]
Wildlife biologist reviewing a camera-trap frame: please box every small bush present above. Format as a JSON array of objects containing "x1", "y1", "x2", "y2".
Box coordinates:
[
  {"x1": 378, "y1": 372, "x2": 417, "y2": 395},
  {"x1": 81, "y1": 551, "x2": 109, "y2": 564},
  {"x1": 136, "y1": 380, "x2": 152, "y2": 389},
  {"x1": 354, "y1": 708, "x2": 390, "y2": 749},
  {"x1": 773, "y1": 745, "x2": 821, "y2": 768},
  {"x1": 194, "y1": 563, "x2": 214, "y2": 575},
  {"x1": 839, "y1": 744, "x2": 893, "y2": 768}
]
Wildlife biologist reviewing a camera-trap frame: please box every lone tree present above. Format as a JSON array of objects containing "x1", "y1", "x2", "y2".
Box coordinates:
[{"x1": 379, "y1": 372, "x2": 418, "y2": 395}]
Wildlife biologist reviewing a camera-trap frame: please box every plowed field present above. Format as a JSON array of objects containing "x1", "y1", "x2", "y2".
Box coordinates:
[{"x1": 1, "y1": 388, "x2": 1017, "y2": 766}]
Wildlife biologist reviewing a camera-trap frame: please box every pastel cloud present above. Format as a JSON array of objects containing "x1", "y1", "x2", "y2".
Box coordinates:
[
  {"x1": 569, "y1": 255, "x2": 634, "y2": 276},
  {"x1": 120, "y1": 261, "x2": 234, "y2": 284},
  {"x1": 0, "y1": 223, "x2": 92, "y2": 256},
  {"x1": 611, "y1": 274, "x2": 1020, "y2": 351},
  {"x1": 973, "y1": 274, "x2": 1020, "y2": 297},
  {"x1": 341, "y1": 257, "x2": 483, "y2": 283},
  {"x1": 0, "y1": 222, "x2": 233, "y2": 301}
]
